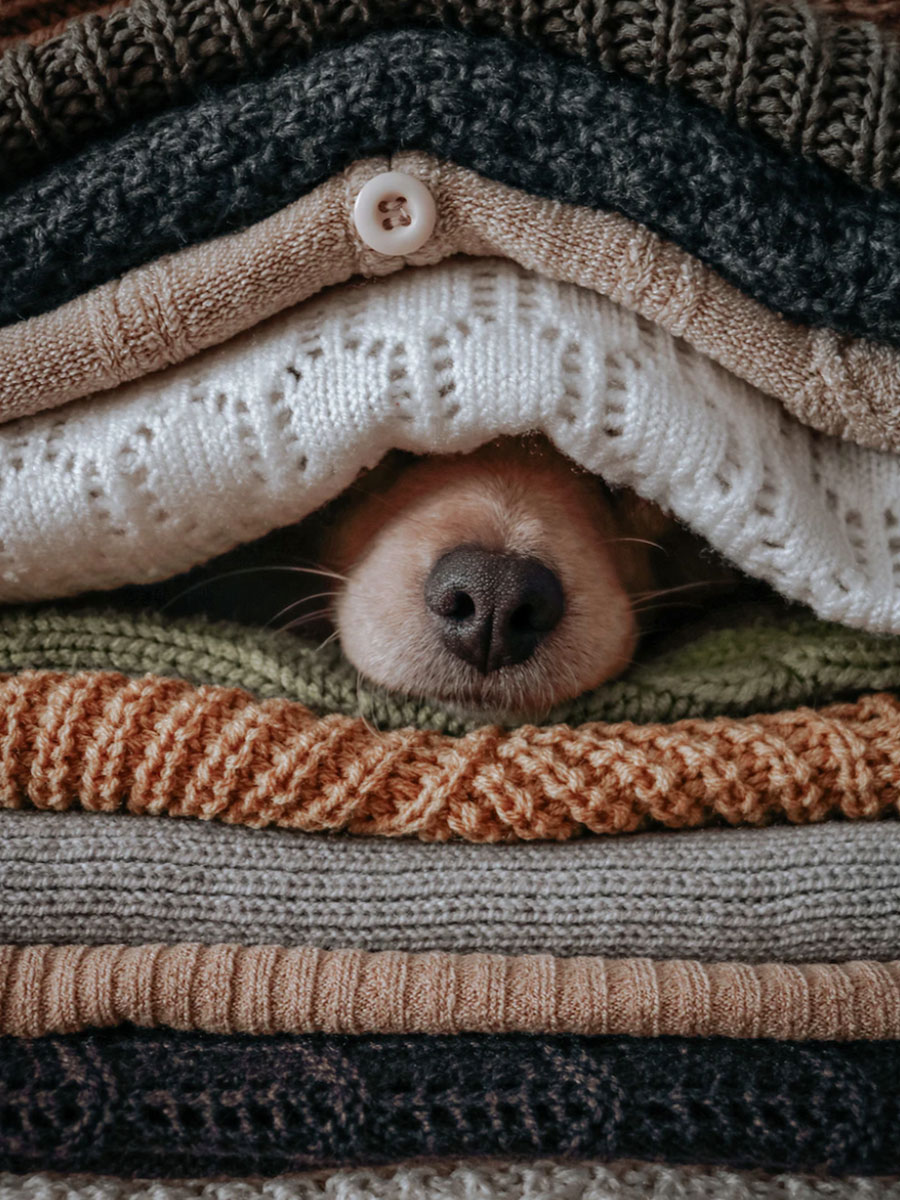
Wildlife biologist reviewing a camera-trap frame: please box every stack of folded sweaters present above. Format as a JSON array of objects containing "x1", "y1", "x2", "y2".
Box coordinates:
[{"x1": 3, "y1": 0, "x2": 900, "y2": 1195}]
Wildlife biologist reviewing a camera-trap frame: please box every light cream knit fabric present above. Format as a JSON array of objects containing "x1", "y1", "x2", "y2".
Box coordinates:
[
  {"x1": 4, "y1": 1163, "x2": 899, "y2": 1199},
  {"x1": 3, "y1": 258, "x2": 900, "y2": 635},
  {"x1": 2, "y1": 944, "x2": 899, "y2": 1040},
  {"x1": 1, "y1": 152, "x2": 898, "y2": 451}
]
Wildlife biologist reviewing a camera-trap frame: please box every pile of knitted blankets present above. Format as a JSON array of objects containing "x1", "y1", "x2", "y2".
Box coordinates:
[{"x1": 5, "y1": 0, "x2": 900, "y2": 1195}]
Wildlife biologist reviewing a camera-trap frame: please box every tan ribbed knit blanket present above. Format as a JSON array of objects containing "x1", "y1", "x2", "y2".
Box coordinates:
[
  {"x1": 4, "y1": 669, "x2": 899, "y2": 841},
  {"x1": 3, "y1": 944, "x2": 899, "y2": 1040}
]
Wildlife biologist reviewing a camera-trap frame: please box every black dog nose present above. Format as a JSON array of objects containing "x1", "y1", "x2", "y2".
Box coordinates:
[{"x1": 424, "y1": 546, "x2": 565, "y2": 674}]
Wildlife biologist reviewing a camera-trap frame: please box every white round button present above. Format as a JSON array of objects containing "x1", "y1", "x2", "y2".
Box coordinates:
[{"x1": 353, "y1": 171, "x2": 437, "y2": 256}]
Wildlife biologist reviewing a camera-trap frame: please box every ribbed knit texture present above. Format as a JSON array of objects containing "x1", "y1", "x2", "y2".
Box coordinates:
[
  {"x1": 6, "y1": 31, "x2": 900, "y2": 344},
  {"x1": 5, "y1": 813, "x2": 900, "y2": 961},
  {"x1": 3, "y1": 669, "x2": 900, "y2": 840},
  {"x1": 7, "y1": 157, "x2": 900, "y2": 452},
  {"x1": 2, "y1": 0, "x2": 900, "y2": 194},
  {"x1": 2, "y1": 1029, "x2": 900, "y2": 1174},
  {"x1": 2, "y1": 943, "x2": 899, "y2": 1040},
  {"x1": 3, "y1": 1164, "x2": 900, "y2": 1200},
  {"x1": 4, "y1": 605, "x2": 899, "y2": 731},
  {"x1": 6, "y1": 259, "x2": 900, "y2": 635}
]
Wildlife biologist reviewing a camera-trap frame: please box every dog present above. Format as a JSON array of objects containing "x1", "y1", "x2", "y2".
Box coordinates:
[{"x1": 115, "y1": 436, "x2": 742, "y2": 720}]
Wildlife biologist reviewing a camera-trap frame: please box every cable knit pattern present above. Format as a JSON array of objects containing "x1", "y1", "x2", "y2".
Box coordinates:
[
  {"x1": 5, "y1": 813, "x2": 900, "y2": 961},
  {"x1": 5, "y1": 261, "x2": 900, "y2": 632},
  {"x1": 2, "y1": 1029, "x2": 900, "y2": 1174},
  {"x1": 2, "y1": 0, "x2": 900, "y2": 193},
  {"x1": 8, "y1": 158, "x2": 900, "y2": 453},
  {"x1": 3, "y1": 669, "x2": 900, "y2": 840},
  {"x1": 5, "y1": 605, "x2": 900, "y2": 731},
  {"x1": 2, "y1": 943, "x2": 900, "y2": 1040},
  {"x1": 6, "y1": 31, "x2": 900, "y2": 344},
  {"x1": 3, "y1": 1164, "x2": 900, "y2": 1200}
]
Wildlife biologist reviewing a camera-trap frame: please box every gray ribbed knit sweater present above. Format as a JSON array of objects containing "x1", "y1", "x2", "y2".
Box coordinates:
[{"x1": 4, "y1": 811, "x2": 899, "y2": 961}]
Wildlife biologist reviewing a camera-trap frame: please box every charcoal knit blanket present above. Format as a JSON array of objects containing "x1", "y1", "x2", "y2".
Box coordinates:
[
  {"x1": 5, "y1": 30, "x2": 900, "y2": 343},
  {"x1": 3, "y1": 812, "x2": 899, "y2": 961},
  {"x1": 2, "y1": 1029, "x2": 899, "y2": 1175},
  {"x1": 2, "y1": 0, "x2": 899, "y2": 194},
  {"x1": 4, "y1": 605, "x2": 898, "y2": 730}
]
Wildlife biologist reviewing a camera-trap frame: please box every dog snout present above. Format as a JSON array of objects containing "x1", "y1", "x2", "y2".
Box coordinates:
[{"x1": 424, "y1": 546, "x2": 565, "y2": 674}]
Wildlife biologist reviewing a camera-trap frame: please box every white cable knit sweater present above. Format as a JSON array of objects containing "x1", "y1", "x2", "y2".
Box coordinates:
[{"x1": 2, "y1": 258, "x2": 899, "y2": 631}]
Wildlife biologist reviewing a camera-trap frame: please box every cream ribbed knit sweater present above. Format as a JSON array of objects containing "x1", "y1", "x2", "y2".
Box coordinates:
[{"x1": 2, "y1": 258, "x2": 899, "y2": 632}]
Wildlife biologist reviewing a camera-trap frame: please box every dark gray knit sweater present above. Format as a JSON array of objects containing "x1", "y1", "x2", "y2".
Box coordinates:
[
  {"x1": 3, "y1": 28, "x2": 900, "y2": 345},
  {"x1": 2, "y1": 1030, "x2": 899, "y2": 1176}
]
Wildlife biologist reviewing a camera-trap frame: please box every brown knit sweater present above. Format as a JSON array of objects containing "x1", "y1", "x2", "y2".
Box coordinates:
[
  {"x1": 2, "y1": 944, "x2": 899, "y2": 1040},
  {"x1": 2, "y1": 0, "x2": 900, "y2": 191},
  {"x1": 4, "y1": 669, "x2": 899, "y2": 841}
]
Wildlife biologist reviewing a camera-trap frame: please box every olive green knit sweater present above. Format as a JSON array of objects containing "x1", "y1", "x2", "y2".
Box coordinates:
[{"x1": 2, "y1": 605, "x2": 898, "y2": 732}]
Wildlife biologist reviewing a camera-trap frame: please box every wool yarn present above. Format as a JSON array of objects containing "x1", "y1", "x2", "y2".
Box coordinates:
[
  {"x1": 0, "y1": 0, "x2": 104, "y2": 41},
  {"x1": 6, "y1": 31, "x2": 900, "y2": 344},
  {"x1": 5, "y1": 812, "x2": 900, "y2": 961},
  {"x1": 2, "y1": 1029, "x2": 900, "y2": 1175},
  {"x1": 5, "y1": 260, "x2": 900, "y2": 632},
  {"x1": 811, "y1": 0, "x2": 900, "y2": 24},
  {"x1": 4, "y1": 604, "x2": 899, "y2": 731},
  {"x1": 2, "y1": 0, "x2": 899, "y2": 193},
  {"x1": 2, "y1": 942, "x2": 899, "y2": 1040},
  {"x1": 3, "y1": 668, "x2": 900, "y2": 841},
  {"x1": 6, "y1": 156, "x2": 900, "y2": 453},
  {"x1": 3, "y1": 1164, "x2": 899, "y2": 1200}
]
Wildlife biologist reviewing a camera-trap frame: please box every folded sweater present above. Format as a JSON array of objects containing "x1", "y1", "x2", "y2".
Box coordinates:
[
  {"x1": 4, "y1": 812, "x2": 899, "y2": 961},
  {"x1": 4, "y1": 1163, "x2": 899, "y2": 1200},
  {"x1": 3, "y1": 669, "x2": 899, "y2": 841},
  {"x1": 3, "y1": 942, "x2": 899, "y2": 1040},
  {"x1": 2, "y1": 0, "x2": 899, "y2": 194},
  {"x1": 6, "y1": 30, "x2": 900, "y2": 344},
  {"x1": 5, "y1": 259, "x2": 900, "y2": 637},
  {"x1": 6, "y1": 156, "x2": 900, "y2": 454},
  {"x1": 2, "y1": 1029, "x2": 899, "y2": 1175},
  {"x1": 3, "y1": 603, "x2": 898, "y2": 730}
]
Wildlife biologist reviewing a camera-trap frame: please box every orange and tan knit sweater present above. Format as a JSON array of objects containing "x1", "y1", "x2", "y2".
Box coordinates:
[{"x1": 3, "y1": 669, "x2": 898, "y2": 841}]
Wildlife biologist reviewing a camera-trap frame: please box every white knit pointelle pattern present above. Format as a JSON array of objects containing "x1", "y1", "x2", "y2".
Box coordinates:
[{"x1": 2, "y1": 258, "x2": 899, "y2": 631}]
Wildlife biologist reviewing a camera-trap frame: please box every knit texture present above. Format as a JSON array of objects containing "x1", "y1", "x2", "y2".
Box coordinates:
[
  {"x1": 10, "y1": 261, "x2": 900, "y2": 633},
  {"x1": 6, "y1": 157, "x2": 900, "y2": 455},
  {"x1": 6, "y1": 260, "x2": 900, "y2": 632},
  {"x1": 5, "y1": 604, "x2": 900, "y2": 731},
  {"x1": 2, "y1": 1029, "x2": 900, "y2": 1174},
  {"x1": 2, "y1": 0, "x2": 899, "y2": 194},
  {"x1": 5, "y1": 812, "x2": 900, "y2": 961},
  {"x1": 3, "y1": 943, "x2": 900, "y2": 1040},
  {"x1": 6, "y1": 1164, "x2": 900, "y2": 1200},
  {"x1": 6, "y1": 31, "x2": 900, "y2": 344},
  {"x1": 0, "y1": 0, "x2": 107, "y2": 40},
  {"x1": 811, "y1": 0, "x2": 900, "y2": 25},
  {"x1": 3, "y1": 669, "x2": 900, "y2": 841}
]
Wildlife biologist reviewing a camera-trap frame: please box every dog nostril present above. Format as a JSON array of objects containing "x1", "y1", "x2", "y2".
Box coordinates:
[
  {"x1": 448, "y1": 590, "x2": 475, "y2": 621},
  {"x1": 424, "y1": 546, "x2": 564, "y2": 675}
]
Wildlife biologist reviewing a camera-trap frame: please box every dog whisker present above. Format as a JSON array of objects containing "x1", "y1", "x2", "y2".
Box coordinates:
[
  {"x1": 161, "y1": 564, "x2": 348, "y2": 611},
  {"x1": 276, "y1": 609, "x2": 336, "y2": 635},
  {"x1": 265, "y1": 592, "x2": 340, "y2": 630}
]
